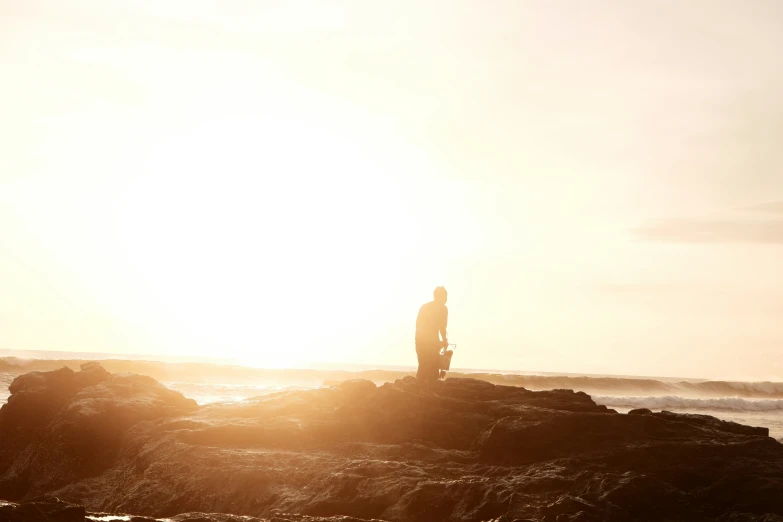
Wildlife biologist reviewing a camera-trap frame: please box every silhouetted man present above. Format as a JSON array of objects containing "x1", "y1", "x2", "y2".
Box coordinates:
[{"x1": 416, "y1": 286, "x2": 448, "y2": 389}]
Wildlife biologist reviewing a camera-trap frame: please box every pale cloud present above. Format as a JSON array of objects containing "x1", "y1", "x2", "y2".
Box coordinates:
[
  {"x1": 635, "y1": 218, "x2": 783, "y2": 245},
  {"x1": 745, "y1": 201, "x2": 783, "y2": 215},
  {"x1": 636, "y1": 201, "x2": 783, "y2": 244}
]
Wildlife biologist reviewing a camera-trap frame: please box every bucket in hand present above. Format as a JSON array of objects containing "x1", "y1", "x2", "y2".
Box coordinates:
[{"x1": 439, "y1": 350, "x2": 454, "y2": 371}]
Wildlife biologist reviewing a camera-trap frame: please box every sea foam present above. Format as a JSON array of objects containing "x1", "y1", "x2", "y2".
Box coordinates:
[{"x1": 594, "y1": 395, "x2": 783, "y2": 412}]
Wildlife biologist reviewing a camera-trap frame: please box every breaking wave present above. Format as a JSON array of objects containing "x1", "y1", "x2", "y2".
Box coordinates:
[
  {"x1": 594, "y1": 395, "x2": 783, "y2": 412},
  {"x1": 0, "y1": 373, "x2": 13, "y2": 405},
  {"x1": 459, "y1": 374, "x2": 783, "y2": 399},
  {"x1": 162, "y1": 381, "x2": 306, "y2": 405}
]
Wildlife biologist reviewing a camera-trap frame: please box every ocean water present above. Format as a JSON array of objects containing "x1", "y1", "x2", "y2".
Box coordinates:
[
  {"x1": 0, "y1": 373, "x2": 12, "y2": 405},
  {"x1": 593, "y1": 397, "x2": 783, "y2": 441},
  {"x1": 161, "y1": 381, "x2": 309, "y2": 404},
  {"x1": 2, "y1": 352, "x2": 783, "y2": 440}
]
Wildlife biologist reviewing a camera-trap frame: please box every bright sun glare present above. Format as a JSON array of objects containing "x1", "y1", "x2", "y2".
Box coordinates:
[{"x1": 111, "y1": 113, "x2": 420, "y2": 367}]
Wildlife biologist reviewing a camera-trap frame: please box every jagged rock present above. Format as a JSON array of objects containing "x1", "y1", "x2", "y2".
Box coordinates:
[
  {"x1": 73, "y1": 362, "x2": 111, "y2": 389},
  {"x1": 0, "y1": 497, "x2": 84, "y2": 522},
  {"x1": 0, "y1": 501, "x2": 384, "y2": 522},
  {"x1": 0, "y1": 364, "x2": 197, "y2": 500},
  {"x1": 268, "y1": 515, "x2": 383, "y2": 522},
  {"x1": 169, "y1": 513, "x2": 263, "y2": 522},
  {"x1": 1, "y1": 366, "x2": 782, "y2": 521}
]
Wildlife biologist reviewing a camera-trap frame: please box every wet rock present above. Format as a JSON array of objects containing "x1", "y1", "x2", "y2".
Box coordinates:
[
  {"x1": 0, "y1": 501, "x2": 385, "y2": 522},
  {"x1": 169, "y1": 513, "x2": 263, "y2": 522},
  {"x1": 269, "y1": 514, "x2": 382, "y2": 522},
  {"x1": 0, "y1": 497, "x2": 84, "y2": 522}
]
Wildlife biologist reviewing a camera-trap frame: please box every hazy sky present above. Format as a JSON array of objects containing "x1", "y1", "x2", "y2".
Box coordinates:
[{"x1": 2, "y1": 1, "x2": 782, "y2": 379}]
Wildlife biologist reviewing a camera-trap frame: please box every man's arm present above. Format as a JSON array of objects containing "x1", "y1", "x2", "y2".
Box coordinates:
[{"x1": 439, "y1": 307, "x2": 448, "y2": 347}]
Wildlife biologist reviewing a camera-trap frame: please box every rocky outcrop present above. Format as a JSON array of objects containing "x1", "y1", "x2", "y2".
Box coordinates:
[
  {"x1": 0, "y1": 363, "x2": 197, "y2": 499},
  {"x1": 1, "y1": 365, "x2": 783, "y2": 521}
]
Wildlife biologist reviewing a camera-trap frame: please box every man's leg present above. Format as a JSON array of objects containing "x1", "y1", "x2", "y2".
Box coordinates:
[
  {"x1": 416, "y1": 345, "x2": 426, "y2": 381},
  {"x1": 416, "y1": 341, "x2": 436, "y2": 392},
  {"x1": 431, "y1": 345, "x2": 442, "y2": 382}
]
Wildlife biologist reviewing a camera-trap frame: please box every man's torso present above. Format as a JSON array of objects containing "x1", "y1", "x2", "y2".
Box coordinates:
[{"x1": 415, "y1": 300, "x2": 447, "y2": 344}]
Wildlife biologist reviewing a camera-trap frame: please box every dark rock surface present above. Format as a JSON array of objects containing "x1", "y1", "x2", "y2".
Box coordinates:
[
  {"x1": 0, "y1": 498, "x2": 381, "y2": 522},
  {"x1": 0, "y1": 497, "x2": 84, "y2": 522},
  {"x1": 1, "y1": 364, "x2": 783, "y2": 521}
]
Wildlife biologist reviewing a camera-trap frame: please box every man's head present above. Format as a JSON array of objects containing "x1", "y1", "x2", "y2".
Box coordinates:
[{"x1": 433, "y1": 286, "x2": 448, "y2": 305}]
